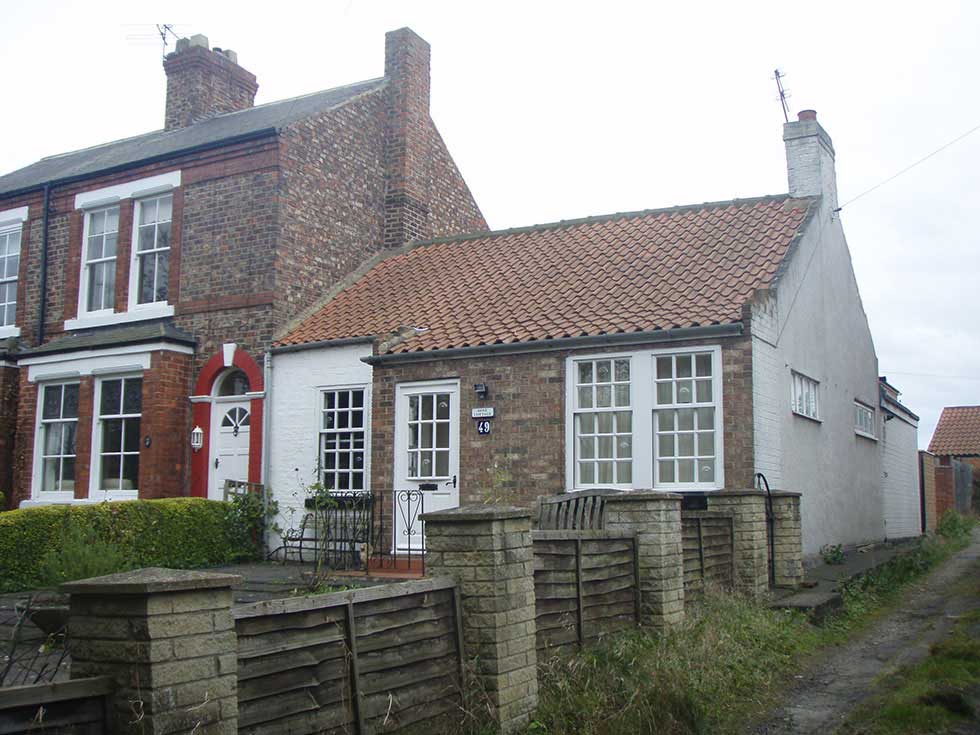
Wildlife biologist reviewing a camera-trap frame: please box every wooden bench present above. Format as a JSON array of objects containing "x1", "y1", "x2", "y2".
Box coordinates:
[{"x1": 536, "y1": 489, "x2": 622, "y2": 530}]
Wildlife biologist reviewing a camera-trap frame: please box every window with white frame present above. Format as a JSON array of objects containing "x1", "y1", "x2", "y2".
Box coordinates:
[
  {"x1": 38, "y1": 383, "x2": 79, "y2": 493},
  {"x1": 132, "y1": 194, "x2": 172, "y2": 306},
  {"x1": 407, "y1": 392, "x2": 451, "y2": 479},
  {"x1": 791, "y1": 371, "x2": 819, "y2": 420},
  {"x1": 854, "y1": 401, "x2": 876, "y2": 438},
  {"x1": 573, "y1": 358, "x2": 632, "y2": 485},
  {"x1": 320, "y1": 388, "x2": 367, "y2": 491},
  {"x1": 82, "y1": 206, "x2": 120, "y2": 313},
  {"x1": 96, "y1": 377, "x2": 142, "y2": 493},
  {"x1": 0, "y1": 224, "x2": 20, "y2": 327},
  {"x1": 654, "y1": 352, "x2": 718, "y2": 486}
]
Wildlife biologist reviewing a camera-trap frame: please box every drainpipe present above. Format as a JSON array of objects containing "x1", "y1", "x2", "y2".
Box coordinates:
[
  {"x1": 36, "y1": 183, "x2": 51, "y2": 346},
  {"x1": 261, "y1": 351, "x2": 273, "y2": 550}
]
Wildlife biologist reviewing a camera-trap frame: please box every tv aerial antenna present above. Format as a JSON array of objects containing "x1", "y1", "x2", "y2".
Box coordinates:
[{"x1": 773, "y1": 69, "x2": 790, "y2": 123}]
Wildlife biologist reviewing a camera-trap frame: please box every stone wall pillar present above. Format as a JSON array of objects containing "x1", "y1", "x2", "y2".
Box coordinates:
[
  {"x1": 64, "y1": 568, "x2": 242, "y2": 734},
  {"x1": 603, "y1": 492, "x2": 684, "y2": 629},
  {"x1": 421, "y1": 506, "x2": 537, "y2": 733},
  {"x1": 706, "y1": 491, "x2": 769, "y2": 595},
  {"x1": 770, "y1": 492, "x2": 803, "y2": 588}
]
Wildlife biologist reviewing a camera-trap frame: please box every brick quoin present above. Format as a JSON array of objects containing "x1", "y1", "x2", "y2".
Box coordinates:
[{"x1": 370, "y1": 335, "x2": 756, "y2": 508}]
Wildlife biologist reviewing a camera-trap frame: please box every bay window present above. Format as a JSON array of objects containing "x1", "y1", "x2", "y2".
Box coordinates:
[
  {"x1": 568, "y1": 346, "x2": 723, "y2": 491},
  {"x1": 95, "y1": 376, "x2": 142, "y2": 496},
  {"x1": 38, "y1": 383, "x2": 79, "y2": 495}
]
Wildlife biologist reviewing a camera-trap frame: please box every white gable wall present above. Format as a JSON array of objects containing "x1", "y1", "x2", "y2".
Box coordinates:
[
  {"x1": 267, "y1": 342, "x2": 374, "y2": 541},
  {"x1": 751, "y1": 203, "x2": 883, "y2": 557}
]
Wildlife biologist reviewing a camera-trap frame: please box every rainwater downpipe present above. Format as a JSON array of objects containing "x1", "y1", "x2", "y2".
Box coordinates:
[
  {"x1": 261, "y1": 351, "x2": 273, "y2": 549},
  {"x1": 36, "y1": 183, "x2": 51, "y2": 346}
]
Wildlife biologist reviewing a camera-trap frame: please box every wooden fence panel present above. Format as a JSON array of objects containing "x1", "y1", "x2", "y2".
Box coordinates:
[
  {"x1": 532, "y1": 531, "x2": 639, "y2": 657},
  {"x1": 233, "y1": 577, "x2": 463, "y2": 735},
  {"x1": 0, "y1": 676, "x2": 113, "y2": 735},
  {"x1": 681, "y1": 512, "x2": 734, "y2": 592}
]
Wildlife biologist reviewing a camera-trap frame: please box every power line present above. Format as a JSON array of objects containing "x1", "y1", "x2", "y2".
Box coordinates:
[{"x1": 838, "y1": 120, "x2": 980, "y2": 210}]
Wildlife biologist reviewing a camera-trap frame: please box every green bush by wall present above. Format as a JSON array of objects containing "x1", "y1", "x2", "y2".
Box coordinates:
[{"x1": 0, "y1": 498, "x2": 261, "y2": 593}]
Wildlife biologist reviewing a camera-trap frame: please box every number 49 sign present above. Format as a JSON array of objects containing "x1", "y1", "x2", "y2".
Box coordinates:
[{"x1": 476, "y1": 420, "x2": 492, "y2": 435}]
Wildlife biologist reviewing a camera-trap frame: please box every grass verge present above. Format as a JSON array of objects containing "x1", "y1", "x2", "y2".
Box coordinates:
[{"x1": 447, "y1": 512, "x2": 975, "y2": 735}]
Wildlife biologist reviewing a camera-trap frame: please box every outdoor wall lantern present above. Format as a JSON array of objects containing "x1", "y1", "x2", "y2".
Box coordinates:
[
  {"x1": 191, "y1": 425, "x2": 204, "y2": 452},
  {"x1": 473, "y1": 383, "x2": 489, "y2": 399}
]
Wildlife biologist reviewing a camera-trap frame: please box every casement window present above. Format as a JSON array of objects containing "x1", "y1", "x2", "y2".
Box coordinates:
[
  {"x1": 568, "y1": 346, "x2": 724, "y2": 491},
  {"x1": 0, "y1": 223, "x2": 20, "y2": 328},
  {"x1": 407, "y1": 392, "x2": 452, "y2": 479},
  {"x1": 653, "y1": 353, "x2": 718, "y2": 486},
  {"x1": 791, "y1": 371, "x2": 819, "y2": 420},
  {"x1": 573, "y1": 358, "x2": 633, "y2": 485},
  {"x1": 131, "y1": 194, "x2": 172, "y2": 306},
  {"x1": 94, "y1": 376, "x2": 142, "y2": 495},
  {"x1": 81, "y1": 206, "x2": 120, "y2": 313},
  {"x1": 319, "y1": 387, "x2": 368, "y2": 491},
  {"x1": 854, "y1": 401, "x2": 876, "y2": 439},
  {"x1": 38, "y1": 383, "x2": 79, "y2": 494}
]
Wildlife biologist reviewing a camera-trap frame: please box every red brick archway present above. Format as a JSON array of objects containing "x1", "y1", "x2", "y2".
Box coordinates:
[{"x1": 190, "y1": 348, "x2": 264, "y2": 498}]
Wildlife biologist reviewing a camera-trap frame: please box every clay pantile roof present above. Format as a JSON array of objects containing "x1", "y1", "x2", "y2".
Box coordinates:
[
  {"x1": 928, "y1": 406, "x2": 980, "y2": 455},
  {"x1": 277, "y1": 195, "x2": 816, "y2": 354}
]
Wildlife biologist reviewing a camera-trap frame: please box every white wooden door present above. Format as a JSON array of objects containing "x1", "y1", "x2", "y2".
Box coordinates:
[
  {"x1": 393, "y1": 382, "x2": 460, "y2": 551},
  {"x1": 210, "y1": 401, "x2": 251, "y2": 499}
]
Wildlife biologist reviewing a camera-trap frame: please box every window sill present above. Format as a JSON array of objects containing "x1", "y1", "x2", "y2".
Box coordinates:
[
  {"x1": 65, "y1": 304, "x2": 174, "y2": 331},
  {"x1": 792, "y1": 410, "x2": 822, "y2": 424},
  {"x1": 21, "y1": 495, "x2": 78, "y2": 507},
  {"x1": 0, "y1": 325, "x2": 20, "y2": 338},
  {"x1": 855, "y1": 430, "x2": 878, "y2": 442}
]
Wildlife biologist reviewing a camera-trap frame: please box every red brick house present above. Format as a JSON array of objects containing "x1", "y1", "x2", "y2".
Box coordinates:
[
  {"x1": 0, "y1": 28, "x2": 485, "y2": 508},
  {"x1": 267, "y1": 110, "x2": 887, "y2": 558},
  {"x1": 927, "y1": 405, "x2": 980, "y2": 517}
]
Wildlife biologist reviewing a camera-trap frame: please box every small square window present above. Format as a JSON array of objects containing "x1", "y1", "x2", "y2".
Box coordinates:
[
  {"x1": 854, "y1": 402, "x2": 876, "y2": 439},
  {"x1": 791, "y1": 371, "x2": 819, "y2": 420}
]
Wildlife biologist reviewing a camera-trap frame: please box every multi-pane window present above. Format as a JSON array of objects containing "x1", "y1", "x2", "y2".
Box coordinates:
[
  {"x1": 98, "y1": 377, "x2": 142, "y2": 492},
  {"x1": 854, "y1": 402, "x2": 875, "y2": 438},
  {"x1": 0, "y1": 225, "x2": 20, "y2": 327},
  {"x1": 320, "y1": 388, "x2": 366, "y2": 491},
  {"x1": 407, "y1": 392, "x2": 451, "y2": 479},
  {"x1": 573, "y1": 358, "x2": 632, "y2": 485},
  {"x1": 39, "y1": 383, "x2": 79, "y2": 492},
  {"x1": 134, "y1": 195, "x2": 172, "y2": 305},
  {"x1": 84, "y1": 206, "x2": 119, "y2": 312},
  {"x1": 654, "y1": 353, "x2": 717, "y2": 486},
  {"x1": 791, "y1": 371, "x2": 819, "y2": 420}
]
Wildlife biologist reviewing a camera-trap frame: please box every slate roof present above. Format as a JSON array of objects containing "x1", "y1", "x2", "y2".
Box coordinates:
[
  {"x1": 17, "y1": 320, "x2": 195, "y2": 357},
  {"x1": 0, "y1": 78, "x2": 386, "y2": 197},
  {"x1": 277, "y1": 195, "x2": 816, "y2": 354},
  {"x1": 928, "y1": 406, "x2": 980, "y2": 456}
]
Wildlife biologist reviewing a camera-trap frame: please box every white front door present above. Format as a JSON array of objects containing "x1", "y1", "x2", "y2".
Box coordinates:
[
  {"x1": 210, "y1": 401, "x2": 251, "y2": 499},
  {"x1": 393, "y1": 381, "x2": 460, "y2": 551}
]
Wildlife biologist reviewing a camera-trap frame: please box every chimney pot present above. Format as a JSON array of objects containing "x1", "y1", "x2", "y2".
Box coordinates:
[
  {"x1": 188, "y1": 33, "x2": 209, "y2": 50},
  {"x1": 798, "y1": 109, "x2": 817, "y2": 122}
]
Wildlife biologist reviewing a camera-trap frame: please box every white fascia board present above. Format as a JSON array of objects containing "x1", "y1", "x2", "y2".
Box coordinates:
[
  {"x1": 74, "y1": 171, "x2": 181, "y2": 210},
  {"x1": 23, "y1": 341, "x2": 193, "y2": 382},
  {"x1": 0, "y1": 206, "x2": 29, "y2": 227}
]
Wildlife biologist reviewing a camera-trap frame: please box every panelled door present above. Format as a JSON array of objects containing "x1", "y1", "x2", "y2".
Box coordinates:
[
  {"x1": 393, "y1": 381, "x2": 460, "y2": 551},
  {"x1": 209, "y1": 400, "x2": 251, "y2": 499}
]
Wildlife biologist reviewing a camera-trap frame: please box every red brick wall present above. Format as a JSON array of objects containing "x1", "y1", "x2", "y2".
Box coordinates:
[
  {"x1": 163, "y1": 45, "x2": 258, "y2": 131},
  {"x1": 934, "y1": 457, "x2": 955, "y2": 518},
  {"x1": 920, "y1": 451, "x2": 938, "y2": 532},
  {"x1": 0, "y1": 365, "x2": 18, "y2": 507},
  {"x1": 369, "y1": 335, "x2": 756, "y2": 507}
]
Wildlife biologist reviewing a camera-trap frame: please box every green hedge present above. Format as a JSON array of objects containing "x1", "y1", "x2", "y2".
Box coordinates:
[{"x1": 0, "y1": 498, "x2": 260, "y2": 593}]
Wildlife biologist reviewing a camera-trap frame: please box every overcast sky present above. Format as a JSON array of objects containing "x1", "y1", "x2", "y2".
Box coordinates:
[{"x1": 2, "y1": 0, "x2": 978, "y2": 449}]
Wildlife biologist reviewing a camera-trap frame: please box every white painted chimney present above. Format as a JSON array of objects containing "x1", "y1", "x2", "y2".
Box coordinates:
[{"x1": 783, "y1": 109, "x2": 838, "y2": 210}]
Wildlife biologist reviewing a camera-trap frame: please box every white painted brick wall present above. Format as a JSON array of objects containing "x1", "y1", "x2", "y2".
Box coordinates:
[{"x1": 751, "y1": 295, "x2": 783, "y2": 489}]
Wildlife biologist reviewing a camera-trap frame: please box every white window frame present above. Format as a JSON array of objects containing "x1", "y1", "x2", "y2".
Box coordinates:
[
  {"x1": 790, "y1": 370, "x2": 820, "y2": 421},
  {"x1": 78, "y1": 205, "x2": 120, "y2": 317},
  {"x1": 317, "y1": 384, "x2": 371, "y2": 493},
  {"x1": 0, "y1": 223, "x2": 22, "y2": 334},
  {"x1": 90, "y1": 374, "x2": 143, "y2": 502},
  {"x1": 31, "y1": 381, "x2": 80, "y2": 503},
  {"x1": 0, "y1": 206, "x2": 29, "y2": 338},
  {"x1": 565, "y1": 345, "x2": 725, "y2": 492},
  {"x1": 854, "y1": 401, "x2": 877, "y2": 440},
  {"x1": 571, "y1": 355, "x2": 634, "y2": 488},
  {"x1": 128, "y1": 193, "x2": 173, "y2": 310}
]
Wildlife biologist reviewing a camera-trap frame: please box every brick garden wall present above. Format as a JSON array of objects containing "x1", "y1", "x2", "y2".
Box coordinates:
[{"x1": 370, "y1": 335, "x2": 757, "y2": 506}]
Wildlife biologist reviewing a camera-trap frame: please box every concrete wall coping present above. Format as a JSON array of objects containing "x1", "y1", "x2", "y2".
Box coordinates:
[
  {"x1": 603, "y1": 491, "x2": 683, "y2": 502},
  {"x1": 769, "y1": 491, "x2": 802, "y2": 498},
  {"x1": 713, "y1": 489, "x2": 767, "y2": 497},
  {"x1": 61, "y1": 567, "x2": 243, "y2": 595},
  {"x1": 420, "y1": 505, "x2": 531, "y2": 522}
]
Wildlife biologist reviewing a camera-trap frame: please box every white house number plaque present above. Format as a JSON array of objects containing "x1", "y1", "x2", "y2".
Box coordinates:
[{"x1": 476, "y1": 420, "x2": 492, "y2": 435}]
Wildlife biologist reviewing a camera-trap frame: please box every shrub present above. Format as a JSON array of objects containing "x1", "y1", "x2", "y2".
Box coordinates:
[
  {"x1": 0, "y1": 498, "x2": 261, "y2": 593},
  {"x1": 36, "y1": 524, "x2": 134, "y2": 587}
]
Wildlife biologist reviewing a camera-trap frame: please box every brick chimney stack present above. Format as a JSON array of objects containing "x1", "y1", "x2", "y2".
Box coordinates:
[
  {"x1": 783, "y1": 109, "x2": 838, "y2": 210},
  {"x1": 163, "y1": 34, "x2": 258, "y2": 131},
  {"x1": 383, "y1": 28, "x2": 432, "y2": 247}
]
